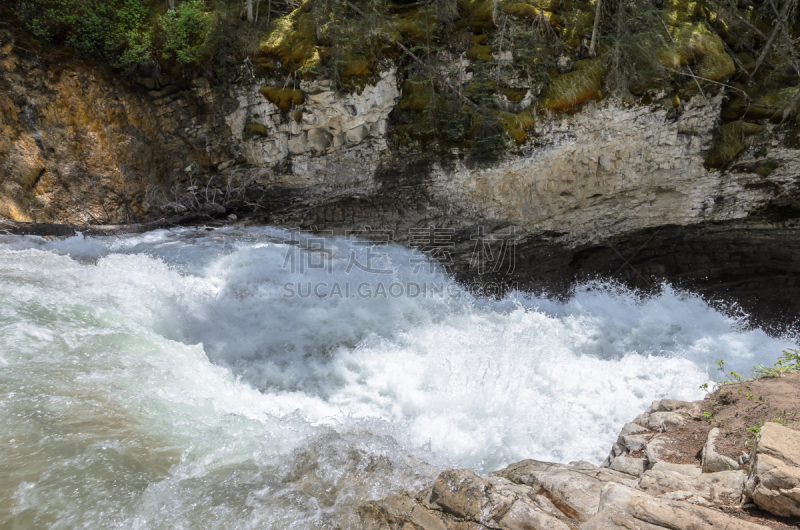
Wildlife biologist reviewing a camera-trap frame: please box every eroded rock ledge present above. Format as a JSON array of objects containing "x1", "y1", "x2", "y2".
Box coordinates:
[
  {"x1": 358, "y1": 375, "x2": 800, "y2": 529},
  {"x1": 4, "y1": 23, "x2": 800, "y2": 324}
]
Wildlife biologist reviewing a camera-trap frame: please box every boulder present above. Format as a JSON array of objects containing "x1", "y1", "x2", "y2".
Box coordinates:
[
  {"x1": 307, "y1": 127, "x2": 332, "y2": 153},
  {"x1": 609, "y1": 456, "x2": 648, "y2": 477},
  {"x1": 199, "y1": 202, "x2": 225, "y2": 215},
  {"x1": 288, "y1": 132, "x2": 308, "y2": 154},
  {"x1": 495, "y1": 460, "x2": 636, "y2": 521},
  {"x1": 638, "y1": 467, "x2": 745, "y2": 504},
  {"x1": 583, "y1": 482, "x2": 769, "y2": 529},
  {"x1": 428, "y1": 469, "x2": 573, "y2": 529},
  {"x1": 358, "y1": 492, "x2": 464, "y2": 530},
  {"x1": 345, "y1": 124, "x2": 369, "y2": 144},
  {"x1": 701, "y1": 428, "x2": 739, "y2": 473},
  {"x1": 744, "y1": 422, "x2": 800, "y2": 517}
]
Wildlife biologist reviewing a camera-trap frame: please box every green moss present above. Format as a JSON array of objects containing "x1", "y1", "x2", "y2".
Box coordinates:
[
  {"x1": 466, "y1": 44, "x2": 493, "y2": 62},
  {"x1": 503, "y1": 3, "x2": 540, "y2": 20},
  {"x1": 259, "y1": 4, "x2": 318, "y2": 74},
  {"x1": 705, "y1": 120, "x2": 764, "y2": 169},
  {"x1": 755, "y1": 160, "x2": 779, "y2": 178},
  {"x1": 501, "y1": 87, "x2": 528, "y2": 102},
  {"x1": 245, "y1": 123, "x2": 268, "y2": 135},
  {"x1": 458, "y1": 0, "x2": 495, "y2": 33},
  {"x1": 539, "y1": 58, "x2": 605, "y2": 110},
  {"x1": 399, "y1": 79, "x2": 435, "y2": 111},
  {"x1": 397, "y1": 8, "x2": 438, "y2": 44},
  {"x1": 658, "y1": 24, "x2": 735, "y2": 82},
  {"x1": 496, "y1": 109, "x2": 535, "y2": 143},
  {"x1": 259, "y1": 87, "x2": 305, "y2": 111}
]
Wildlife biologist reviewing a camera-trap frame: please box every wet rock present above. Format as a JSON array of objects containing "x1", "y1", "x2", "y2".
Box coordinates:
[
  {"x1": 744, "y1": 422, "x2": 800, "y2": 517},
  {"x1": 701, "y1": 428, "x2": 739, "y2": 473},
  {"x1": 430, "y1": 469, "x2": 488, "y2": 519}
]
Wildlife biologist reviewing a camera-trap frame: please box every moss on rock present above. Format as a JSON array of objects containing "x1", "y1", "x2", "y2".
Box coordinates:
[
  {"x1": 245, "y1": 123, "x2": 269, "y2": 136},
  {"x1": 705, "y1": 120, "x2": 764, "y2": 169},
  {"x1": 658, "y1": 24, "x2": 735, "y2": 82},
  {"x1": 259, "y1": 4, "x2": 318, "y2": 74},
  {"x1": 539, "y1": 58, "x2": 605, "y2": 110},
  {"x1": 496, "y1": 109, "x2": 535, "y2": 143},
  {"x1": 259, "y1": 87, "x2": 305, "y2": 111},
  {"x1": 399, "y1": 79, "x2": 435, "y2": 111}
]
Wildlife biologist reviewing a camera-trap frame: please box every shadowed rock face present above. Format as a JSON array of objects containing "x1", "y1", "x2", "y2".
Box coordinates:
[{"x1": 4, "y1": 23, "x2": 800, "y2": 327}]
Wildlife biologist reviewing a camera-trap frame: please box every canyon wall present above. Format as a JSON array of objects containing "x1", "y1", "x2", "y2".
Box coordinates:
[{"x1": 3, "y1": 25, "x2": 800, "y2": 324}]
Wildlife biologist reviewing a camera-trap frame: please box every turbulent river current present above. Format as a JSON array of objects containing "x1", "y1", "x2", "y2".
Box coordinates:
[{"x1": 1, "y1": 226, "x2": 796, "y2": 528}]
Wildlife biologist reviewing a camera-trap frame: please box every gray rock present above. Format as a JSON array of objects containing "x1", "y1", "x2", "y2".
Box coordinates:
[
  {"x1": 345, "y1": 124, "x2": 369, "y2": 144},
  {"x1": 307, "y1": 127, "x2": 332, "y2": 153},
  {"x1": 610, "y1": 456, "x2": 648, "y2": 477},
  {"x1": 288, "y1": 132, "x2": 308, "y2": 154},
  {"x1": 649, "y1": 462, "x2": 702, "y2": 477},
  {"x1": 495, "y1": 460, "x2": 617, "y2": 521},
  {"x1": 744, "y1": 422, "x2": 800, "y2": 517},
  {"x1": 701, "y1": 428, "x2": 739, "y2": 473},
  {"x1": 583, "y1": 482, "x2": 769, "y2": 529},
  {"x1": 199, "y1": 202, "x2": 225, "y2": 215},
  {"x1": 639, "y1": 468, "x2": 745, "y2": 504},
  {"x1": 162, "y1": 202, "x2": 187, "y2": 215}
]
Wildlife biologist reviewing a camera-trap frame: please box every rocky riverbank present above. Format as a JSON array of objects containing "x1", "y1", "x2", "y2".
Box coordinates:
[{"x1": 358, "y1": 374, "x2": 800, "y2": 529}]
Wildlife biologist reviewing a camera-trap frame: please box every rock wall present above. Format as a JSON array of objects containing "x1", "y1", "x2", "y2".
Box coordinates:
[{"x1": 3, "y1": 23, "x2": 800, "y2": 323}]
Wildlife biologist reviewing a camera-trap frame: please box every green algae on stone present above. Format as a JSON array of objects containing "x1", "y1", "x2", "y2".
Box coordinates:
[
  {"x1": 705, "y1": 120, "x2": 764, "y2": 169},
  {"x1": 259, "y1": 87, "x2": 305, "y2": 112}
]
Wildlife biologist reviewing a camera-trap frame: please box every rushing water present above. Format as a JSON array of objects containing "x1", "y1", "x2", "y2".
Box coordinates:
[{"x1": 1, "y1": 226, "x2": 795, "y2": 528}]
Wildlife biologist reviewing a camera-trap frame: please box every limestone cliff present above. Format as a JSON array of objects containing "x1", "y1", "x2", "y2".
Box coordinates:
[{"x1": 2, "y1": 23, "x2": 800, "y2": 323}]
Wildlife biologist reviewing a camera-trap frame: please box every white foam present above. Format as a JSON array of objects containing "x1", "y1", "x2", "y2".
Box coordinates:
[{"x1": 0, "y1": 227, "x2": 794, "y2": 527}]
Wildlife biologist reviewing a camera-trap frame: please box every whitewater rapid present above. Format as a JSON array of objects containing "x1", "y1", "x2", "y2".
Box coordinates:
[{"x1": 0, "y1": 226, "x2": 794, "y2": 528}]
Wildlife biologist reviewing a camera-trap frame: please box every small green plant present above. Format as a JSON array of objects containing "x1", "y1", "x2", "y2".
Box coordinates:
[
  {"x1": 747, "y1": 422, "x2": 764, "y2": 437},
  {"x1": 753, "y1": 348, "x2": 800, "y2": 378},
  {"x1": 702, "y1": 412, "x2": 718, "y2": 423},
  {"x1": 699, "y1": 382, "x2": 709, "y2": 391},
  {"x1": 746, "y1": 393, "x2": 753, "y2": 401}
]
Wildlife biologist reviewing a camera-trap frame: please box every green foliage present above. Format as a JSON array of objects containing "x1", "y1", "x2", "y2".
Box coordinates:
[
  {"x1": 15, "y1": 0, "x2": 155, "y2": 68},
  {"x1": 753, "y1": 348, "x2": 800, "y2": 378},
  {"x1": 158, "y1": 0, "x2": 215, "y2": 64}
]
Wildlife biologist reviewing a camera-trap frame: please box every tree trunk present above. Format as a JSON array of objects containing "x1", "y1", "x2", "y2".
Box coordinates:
[
  {"x1": 589, "y1": 0, "x2": 602, "y2": 57},
  {"x1": 167, "y1": 0, "x2": 175, "y2": 10},
  {"x1": 492, "y1": 0, "x2": 499, "y2": 26},
  {"x1": 247, "y1": 0, "x2": 254, "y2": 23}
]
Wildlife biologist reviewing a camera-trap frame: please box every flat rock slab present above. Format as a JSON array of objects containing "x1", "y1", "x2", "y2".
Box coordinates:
[{"x1": 583, "y1": 482, "x2": 770, "y2": 530}]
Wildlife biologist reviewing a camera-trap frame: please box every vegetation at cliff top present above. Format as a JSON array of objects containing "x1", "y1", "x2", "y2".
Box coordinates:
[{"x1": 5, "y1": 0, "x2": 800, "y2": 164}]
